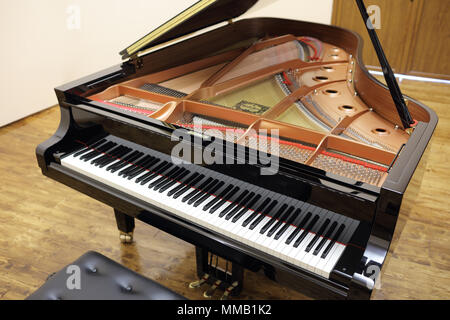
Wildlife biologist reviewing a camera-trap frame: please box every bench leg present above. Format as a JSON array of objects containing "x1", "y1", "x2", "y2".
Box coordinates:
[{"x1": 114, "y1": 209, "x2": 135, "y2": 243}]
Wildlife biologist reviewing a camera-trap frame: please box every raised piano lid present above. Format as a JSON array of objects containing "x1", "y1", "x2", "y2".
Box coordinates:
[{"x1": 119, "y1": 0, "x2": 258, "y2": 60}]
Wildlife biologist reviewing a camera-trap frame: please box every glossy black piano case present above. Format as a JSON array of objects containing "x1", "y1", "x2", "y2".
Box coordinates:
[{"x1": 36, "y1": 0, "x2": 437, "y2": 299}]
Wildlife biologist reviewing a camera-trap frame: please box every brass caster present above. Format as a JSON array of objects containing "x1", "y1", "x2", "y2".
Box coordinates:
[
  {"x1": 189, "y1": 274, "x2": 209, "y2": 289},
  {"x1": 119, "y1": 231, "x2": 133, "y2": 243}
]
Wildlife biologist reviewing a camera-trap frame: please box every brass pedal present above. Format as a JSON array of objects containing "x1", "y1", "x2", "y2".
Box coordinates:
[
  {"x1": 220, "y1": 281, "x2": 239, "y2": 300},
  {"x1": 189, "y1": 274, "x2": 210, "y2": 289},
  {"x1": 203, "y1": 280, "x2": 221, "y2": 299}
]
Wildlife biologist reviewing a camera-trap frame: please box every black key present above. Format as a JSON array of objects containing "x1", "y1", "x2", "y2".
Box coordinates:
[
  {"x1": 134, "y1": 165, "x2": 159, "y2": 184},
  {"x1": 190, "y1": 177, "x2": 220, "y2": 200},
  {"x1": 314, "y1": 221, "x2": 337, "y2": 255},
  {"x1": 159, "y1": 169, "x2": 190, "y2": 193},
  {"x1": 128, "y1": 157, "x2": 159, "y2": 180},
  {"x1": 321, "y1": 223, "x2": 346, "y2": 259},
  {"x1": 81, "y1": 141, "x2": 116, "y2": 161},
  {"x1": 260, "y1": 204, "x2": 288, "y2": 235},
  {"x1": 182, "y1": 177, "x2": 213, "y2": 203},
  {"x1": 188, "y1": 179, "x2": 218, "y2": 205},
  {"x1": 293, "y1": 215, "x2": 319, "y2": 248},
  {"x1": 285, "y1": 211, "x2": 312, "y2": 245},
  {"x1": 119, "y1": 155, "x2": 152, "y2": 177},
  {"x1": 231, "y1": 194, "x2": 262, "y2": 223},
  {"x1": 109, "y1": 151, "x2": 144, "y2": 173},
  {"x1": 127, "y1": 159, "x2": 156, "y2": 180},
  {"x1": 167, "y1": 172, "x2": 199, "y2": 197},
  {"x1": 66, "y1": 145, "x2": 88, "y2": 159},
  {"x1": 118, "y1": 157, "x2": 145, "y2": 178},
  {"x1": 154, "y1": 167, "x2": 184, "y2": 191},
  {"x1": 73, "y1": 139, "x2": 106, "y2": 158},
  {"x1": 218, "y1": 190, "x2": 249, "y2": 218},
  {"x1": 225, "y1": 192, "x2": 256, "y2": 221},
  {"x1": 134, "y1": 158, "x2": 161, "y2": 183},
  {"x1": 69, "y1": 145, "x2": 88, "y2": 157},
  {"x1": 99, "y1": 146, "x2": 132, "y2": 168},
  {"x1": 305, "y1": 219, "x2": 331, "y2": 253},
  {"x1": 141, "y1": 162, "x2": 171, "y2": 185},
  {"x1": 139, "y1": 162, "x2": 171, "y2": 185},
  {"x1": 216, "y1": 189, "x2": 248, "y2": 217},
  {"x1": 193, "y1": 181, "x2": 224, "y2": 207},
  {"x1": 209, "y1": 186, "x2": 240, "y2": 214},
  {"x1": 275, "y1": 208, "x2": 300, "y2": 240},
  {"x1": 67, "y1": 145, "x2": 91, "y2": 159},
  {"x1": 127, "y1": 156, "x2": 156, "y2": 179},
  {"x1": 242, "y1": 198, "x2": 271, "y2": 227},
  {"x1": 91, "y1": 145, "x2": 119, "y2": 165},
  {"x1": 224, "y1": 191, "x2": 255, "y2": 220},
  {"x1": 150, "y1": 166, "x2": 178, "y2": 189},
  {"x1": 173, "y1": 174, "x2": 205, "y2": 199},
  {"x1": 249, "y1": 199, "x2": 278, "y2": 230},
  {"x1": 148, "y1": 163, "x2": 176, "y2": 185},
  {"x1": 203, "y1": 184, "x2": 233, "y2": 211},
  {"x1": 106, "y1": 150, "x2": 138, "y2": 172},
  {"x1": 81, "y1": 141, "x2": 117, "y2": 161},
  {"x1": 93, "y1": 145, "x2": 128, "y2": 166},
  {"x1": 267, "y1": 206, "x2": 295, "y2": 237}
]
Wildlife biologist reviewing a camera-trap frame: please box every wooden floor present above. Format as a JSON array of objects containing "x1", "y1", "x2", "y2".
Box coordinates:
[{"x1": 0, "y1": 79, "x2": 449, "y2": 300}]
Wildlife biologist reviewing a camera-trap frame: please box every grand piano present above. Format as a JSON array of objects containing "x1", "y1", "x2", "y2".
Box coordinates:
[{"x1": 36, "y1": 0, "x2": 437, "y2": 299}]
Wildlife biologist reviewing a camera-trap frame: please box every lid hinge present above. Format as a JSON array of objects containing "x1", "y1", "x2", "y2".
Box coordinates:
[{"x1": 129, "y1": 54, "x2": 144, "y2": 69}]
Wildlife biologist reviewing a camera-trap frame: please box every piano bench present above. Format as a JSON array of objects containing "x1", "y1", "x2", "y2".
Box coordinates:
[{"x1": 26, "y1": 251, "x2": 186, "y2": 300}]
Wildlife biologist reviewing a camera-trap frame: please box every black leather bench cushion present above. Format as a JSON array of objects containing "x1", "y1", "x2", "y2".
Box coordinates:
[{"x1": 27, "y1": 251, "x2": 186, "y2": 300}]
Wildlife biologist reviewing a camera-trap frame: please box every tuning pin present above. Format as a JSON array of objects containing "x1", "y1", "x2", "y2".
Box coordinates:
[
  {"x1": 189, "y1": 274, "x2": 210, "y2": 289},
  {"x1": 203, "y1": 280, "x2": 221, "y2": 299}
]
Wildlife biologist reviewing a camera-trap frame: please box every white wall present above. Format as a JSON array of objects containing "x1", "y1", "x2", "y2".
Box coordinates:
[{"x1": 0, "y1": 0, "x2": 333, "y2": 127}]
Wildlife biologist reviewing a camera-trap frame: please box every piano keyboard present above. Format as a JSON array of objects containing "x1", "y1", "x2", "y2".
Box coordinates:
[{"x1": 60, "y1": 135, "x2": 359, "y2": 278}]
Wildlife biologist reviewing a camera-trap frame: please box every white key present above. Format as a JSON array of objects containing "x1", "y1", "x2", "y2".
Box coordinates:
[
  {"x1": 272, "y1": 226, "x2": 296, "y2": 258},
  {"x1": 246, "y1": 216, "x2": 271, "y2": 246},
  {"x1": 321, "y1": 244, "x2": 346, "y2": 278},
  {"x1": 229, "y1": 210, "x2": 253, "y2": 237},
  {"x1": 290, "y1": 232, "x2": 314, "y2": 266},
  {"x1": 309, "y1": 239, "x2": 331, "y2": 273}
]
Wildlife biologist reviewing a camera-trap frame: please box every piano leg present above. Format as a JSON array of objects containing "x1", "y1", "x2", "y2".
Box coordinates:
[{"x1": 114, "y1": 209, "x2": 135, "y2": 243}]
